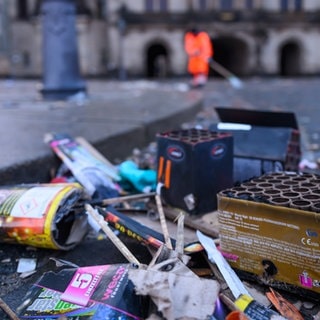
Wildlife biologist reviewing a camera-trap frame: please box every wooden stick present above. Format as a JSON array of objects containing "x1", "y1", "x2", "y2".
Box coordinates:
[
  {"x1": 175, "y1": 212, "x2": 185, "y2": 255},
  {"x1": 85, "y1": 204, "x2": 140, "y2": 266},
  {"x1": 100, "y1": 192, "x2": 156, "y2": 206},
  {"x1": 203, "y1": 254, "x2": 229, "y2": 291},
  {"x1": 147, "y1": 201, "x2": 220, "y2": 238},
  {"x1": 219, "y1": 293, "x2": 240, "y2": 312},
  {"x1": 148, "y1": 244, "x2": 166, "y2": 268},
  {"x1": 0, "y1": 297, "x2": 19, "y2": 320},
  {"x1": 155, "y1": 194, "x2": 173, "y2": 249}
]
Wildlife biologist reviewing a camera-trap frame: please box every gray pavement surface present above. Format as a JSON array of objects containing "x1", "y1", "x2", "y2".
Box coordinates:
[
  {"x1": 0, "y1": 79, "x2": 202, "y2": 184},
  {"x1": 1, "y1": 77, "x2": 320, "y2": 319}
]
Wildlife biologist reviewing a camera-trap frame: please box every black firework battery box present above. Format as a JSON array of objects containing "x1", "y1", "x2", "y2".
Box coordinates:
[
  {"x1": 209, "y1": 108, "x2": 301, "y2": 184},
  {"x1": 156, "y1": 129, "x2": 233, "y2": 215}
]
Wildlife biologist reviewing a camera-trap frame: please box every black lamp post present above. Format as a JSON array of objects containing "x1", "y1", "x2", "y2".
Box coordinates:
[{"x1": 40, "y1": 0, "x2": 86, "y2": 100}]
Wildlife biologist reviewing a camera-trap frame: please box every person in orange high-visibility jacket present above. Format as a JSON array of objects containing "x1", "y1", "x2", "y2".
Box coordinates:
[{"x1": 184, "y1": 27, "x2": 213, "y2": 88}]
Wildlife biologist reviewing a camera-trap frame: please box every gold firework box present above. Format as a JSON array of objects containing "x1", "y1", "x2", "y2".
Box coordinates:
[{"x1": 218, "y1": 172, "x2": 320, "y2": 298}]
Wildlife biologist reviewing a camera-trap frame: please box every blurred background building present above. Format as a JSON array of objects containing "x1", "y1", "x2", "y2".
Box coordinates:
[{"x1": 0, "y1": 0, "x2": 320, "y2": 79}]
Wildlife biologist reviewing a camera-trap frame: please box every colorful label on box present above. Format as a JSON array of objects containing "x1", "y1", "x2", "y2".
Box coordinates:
[
  {"x1": 18, "y1": 264, "x2": 143, "y2": 319},
  {"x1": 218, "y1": 196, "x2": 320, "y2": 294},
  {"x1": 0, "y1": 184, "x2": 81, "y2": 249},
  {"x1": 210, "y1": 143, "x2": 227, "y2": 159},
  {"x1": 8, "y1": 186, "x2": 65, "y2": 218},
  {"x1": 235, "y1": 294, "x2": 280, "y2": 320},
  {"x1": 299, "y1": 271, "x2": 313, "y2": 288},
  {"x1": 166, "y1": 144, "x2": 185, "y2": 161}
]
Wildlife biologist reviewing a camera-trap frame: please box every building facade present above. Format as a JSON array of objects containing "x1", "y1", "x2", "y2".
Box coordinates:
[{"x1": 1, "y1": 0, "x2": 320, "y2": 79}]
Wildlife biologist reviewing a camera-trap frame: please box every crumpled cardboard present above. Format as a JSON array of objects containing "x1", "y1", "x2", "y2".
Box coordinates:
[{"x1": 129, "y1": 256, "x2": 220, "y2": 320}]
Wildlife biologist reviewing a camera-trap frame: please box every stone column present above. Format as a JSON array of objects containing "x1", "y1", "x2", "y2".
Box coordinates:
[{"x1": 40, "y1": 0, "x2": 86, "y2": 100}]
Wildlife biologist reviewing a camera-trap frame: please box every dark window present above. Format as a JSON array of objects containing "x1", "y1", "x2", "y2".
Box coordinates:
[
  {"x1": 146, "y1": 0, "x2": 153, "y2": 12},
  {"x1": 220, "y1": 0, "x2": 233, "y2": 10},
  {"x1": 246, "y1": 0, "x2": 253, "y2": 10},
  {"x1": 145, "y1": 0, "x2": 167, "y2": 12},
  {"x1": 159, "y1": 0, "x2": 167, "y2": 11},
  {"x1": 281, "y1": 0, "x2": 302, "y2": 11},
  {"x1": 33, "y1": 0, "x2": 41, "y2": 16},
  {"x1": 295, "y1": 0, "x2": 302, "y2": 11},
  {"x1": 17, "y1": 0, "x2": 28, "y2": 20},
  {"x1": 76, "y1": 0, "x2": 92, "y2": 15},
  {"x1": 199, "y1": 0, "x2": 207, "y2": 11},
  {"x1": 281, "y1": 0, "x2": 289, "y2": 11},
  {"x1": 96, "y1": 0, "x2": 105, "y2": 19}
]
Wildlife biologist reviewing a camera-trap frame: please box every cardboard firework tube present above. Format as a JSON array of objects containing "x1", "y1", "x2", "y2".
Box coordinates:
[
  {"x1": 268, "y1": 197, "x2": 290, "y2": 207},
  {"x1": 282, "y1": 191, "x2": 300, "y2": 199},
  {"x1": 290, "y1": 199, "x2": 311, "y2": 211},
  {"x1": 312, "y1": 189, "x2": 320, "y2": 196},
  {"x1": 0, "y1": 183, "x2": 87, "y2": 250},
  {"x1": 256, "y1": 182, "x2": 274, "y2": 189},
  {"x1": 85, "y1": 204, "x2": 140, "y2": 266},
  {"x1": 273, "y1": 183, "x2": 291, "y2": 192},
  {"x1": 311, "y1": 202, "x2": 320, "y2": 213},
  {"x1": 261, "y1": 189, "x2": 279, "y2": 197},
  {"x1": 300, "y1": 182, "x2": 318, "y2": 190},
  {"x1": 304, "y1": 194, "x2": 320, "y2": 201}
]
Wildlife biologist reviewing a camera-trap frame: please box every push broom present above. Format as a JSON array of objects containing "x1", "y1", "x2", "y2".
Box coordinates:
[{"x1": 209, "y1": 59, "x2": 244, "y2": 89}]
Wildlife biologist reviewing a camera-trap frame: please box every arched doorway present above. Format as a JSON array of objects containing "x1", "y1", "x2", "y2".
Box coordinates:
[
  {"x1": 279, "y1": 41, "x2": 301, "y2": 76},
  {"x1": 211, "y1": 37, "x2": 249, "y2": 77},
  {"x1": 146, "y1": 43, "x2": 169, "y2": 78}
]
